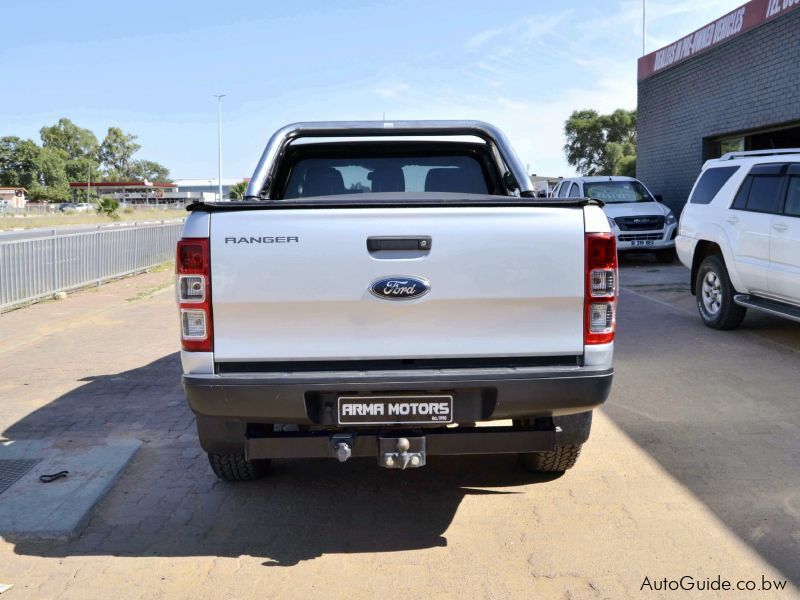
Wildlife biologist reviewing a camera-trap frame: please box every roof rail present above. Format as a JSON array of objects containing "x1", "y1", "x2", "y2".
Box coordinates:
[
  {"x1": 244, "y1": 120, "x2": 534, "y2": 199},
  {"x1": 720, "y1": 148, "x2": 800, "y2": 160}
]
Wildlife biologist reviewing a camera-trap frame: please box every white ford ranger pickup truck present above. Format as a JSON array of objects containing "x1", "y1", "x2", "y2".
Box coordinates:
[{"x1": 177, "y1": 121, "x2": 616, "y2": 481}]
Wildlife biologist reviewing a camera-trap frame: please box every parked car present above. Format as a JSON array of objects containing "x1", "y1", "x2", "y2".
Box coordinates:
[
  {"x1": 59, "y1": 203, "x2": 77, "y2": 212},
  {"x1": 177, "y1": 120, "x2": 617, "y2": 481},
  {"x1": 74, "y1": 202, "x2": 95, "y2": 213},
  {"x1": 552, "y1": 176, "x2": 678, "y2": 263},
  {"x1": 677, "y1": 148, "x2": 800, "y2": 329}
]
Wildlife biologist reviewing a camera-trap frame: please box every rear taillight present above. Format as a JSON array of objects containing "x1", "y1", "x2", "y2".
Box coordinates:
[
  {"x1": 585, "y1": 232, "x2": 617, "y2": 345},
  {"x1": 177, "y1": 238, "x2": 212, "y2": 352}
]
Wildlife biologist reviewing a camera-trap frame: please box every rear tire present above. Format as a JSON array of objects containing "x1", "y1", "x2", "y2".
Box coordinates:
[
  {"x1": 695, "y1": 254, "x2": 746, "y2": 330},
  {"x1": 207, "y1": 452, "x2": 270, "y2": 481},
  {"x1": 518, "y1": 445, "x2": 582, "y2": 473},
  {"x1": 655, "y1": 248, "x2": 676, "y2": 263}
]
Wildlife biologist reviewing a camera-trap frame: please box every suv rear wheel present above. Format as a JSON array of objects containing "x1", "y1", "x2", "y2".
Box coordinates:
[
  {"x1": 696, "y1": 254, "x2": 746, "y2": 330},
  {"x1": 208, "y1": 452, "x2": 271, "y2": 481}
]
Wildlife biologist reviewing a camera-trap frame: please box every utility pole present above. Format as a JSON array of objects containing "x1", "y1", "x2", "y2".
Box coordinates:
[
  {"x1": 213, "y1": 94, "x2": 226, "y2": 201},
  {"x1": 87, "y1": 165, "x2": 91, "y2": 202},
  {"x1": 643, "y1": 0, "x2": 647, "y2": 55}
]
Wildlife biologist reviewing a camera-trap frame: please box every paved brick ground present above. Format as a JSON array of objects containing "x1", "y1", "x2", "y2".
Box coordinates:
[{"x1": 0, "y1": 266, "x2": 797, "y2": 599}]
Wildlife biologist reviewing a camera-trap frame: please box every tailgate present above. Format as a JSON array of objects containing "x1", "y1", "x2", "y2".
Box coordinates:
[{"x1": 210, "y1": 206, "x2": 585, "y2": 361}]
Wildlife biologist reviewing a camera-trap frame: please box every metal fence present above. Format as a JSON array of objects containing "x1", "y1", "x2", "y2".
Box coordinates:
[{"x1": 0, "y1": 222, "x2": 182, "y2": 312}]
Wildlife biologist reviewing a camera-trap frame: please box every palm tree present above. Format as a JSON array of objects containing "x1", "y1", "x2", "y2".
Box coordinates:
[{"x1": 229, "y1": 180, "x2": 248, "y2": 200}]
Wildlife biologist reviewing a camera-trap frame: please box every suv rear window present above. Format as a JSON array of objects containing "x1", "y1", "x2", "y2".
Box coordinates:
[
  {"x1": 283, "y1": 155, "x2": 489, "y2": 198},
  {"x1": 689, "y1": 166, "x2": 739, "y2": 204}
]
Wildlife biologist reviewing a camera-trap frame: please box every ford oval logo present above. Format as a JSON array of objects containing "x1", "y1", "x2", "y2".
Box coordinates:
[{"x1": 369, "y1": 276, "x2": 430, "y2": 301}]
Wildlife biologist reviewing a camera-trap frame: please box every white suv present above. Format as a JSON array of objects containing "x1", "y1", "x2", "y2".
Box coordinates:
[
  {"x1": 552, "y1": 176, "x2": 678, "y2": 263},
  {"x1": 677, "y1": 149, "x2": 800, "y2": 329}
]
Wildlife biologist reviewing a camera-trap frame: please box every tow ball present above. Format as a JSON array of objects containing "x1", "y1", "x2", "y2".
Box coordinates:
[{"x1": 379, "y1": 436, "x2": 426, "y2": 469}]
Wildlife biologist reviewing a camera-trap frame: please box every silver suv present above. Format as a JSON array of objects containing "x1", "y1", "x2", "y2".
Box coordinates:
[{"x1": 552, "y1": 176, "x2": 678, "y2": 263}]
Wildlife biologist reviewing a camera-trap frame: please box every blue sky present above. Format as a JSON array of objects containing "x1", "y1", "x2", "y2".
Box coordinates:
[{"x1": 1, "y1": 0, "x2": 744, "y2": 180}]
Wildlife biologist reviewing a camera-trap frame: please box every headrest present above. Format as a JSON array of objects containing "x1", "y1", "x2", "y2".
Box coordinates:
[{"x1": 303, "y1": 166, "x2": 346, "y2": 197}]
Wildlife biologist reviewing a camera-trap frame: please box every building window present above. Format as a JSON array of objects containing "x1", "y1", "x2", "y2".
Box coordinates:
[
  {"x1": 719, "y1": 137, "x2": 744, "y2": 155},
  {"x1": 705, "y1": 122, "x2": 800, "y2": 160}
]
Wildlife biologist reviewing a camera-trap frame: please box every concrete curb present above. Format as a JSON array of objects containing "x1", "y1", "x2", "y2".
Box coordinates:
[{"x1": 0, "y1": 438, "x2": 141, "y2": 541}]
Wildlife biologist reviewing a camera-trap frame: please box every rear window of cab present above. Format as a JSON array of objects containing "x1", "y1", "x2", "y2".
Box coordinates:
[{"x1": 689, "y1": 166, "x2": 739, "y2": 205}]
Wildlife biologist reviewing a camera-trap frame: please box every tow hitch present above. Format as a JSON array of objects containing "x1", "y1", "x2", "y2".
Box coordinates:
[
  {"x1": 330, "y1": 434, "x2": 353, "y2": 462},
  {"x1": 379, "y1": 436, "x2": 426, "y2": 469},
  {"x1": 245, "y1": 425, "x2": 557, "y2": 462}
]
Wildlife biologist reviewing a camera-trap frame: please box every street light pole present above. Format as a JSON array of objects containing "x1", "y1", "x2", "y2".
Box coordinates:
[
  {"x1": 213, "y1": 94, "x2": 226, "y2": 201},
  {"x1": 643, "y1": 0, "x2": 647, "y2": 55}
]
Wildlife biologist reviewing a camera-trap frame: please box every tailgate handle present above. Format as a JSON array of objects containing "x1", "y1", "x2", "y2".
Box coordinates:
[{"x1": 367, "y1": 236, "x2": 431, "y2": 252}]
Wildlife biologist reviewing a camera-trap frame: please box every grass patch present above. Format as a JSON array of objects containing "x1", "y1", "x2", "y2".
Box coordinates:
[
  {"x1": 126, "y1": 279, "x2": 174, "y2": 302},
  {"x1": 125, "y1": 261, "x2": 175, "y2": 301},
  {"x1": 149, "y1": 261, "x2": 175, "y2": 274},
  {"x1": 0, "y1": 210, "x2": 184, "y2": 231}
]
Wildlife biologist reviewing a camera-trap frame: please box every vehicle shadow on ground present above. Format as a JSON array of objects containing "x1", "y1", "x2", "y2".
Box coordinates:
[
  {"x1": 607, "y1": 290, "x2": 800, "y2": 586},
  {"x1": 4, "y1": 353, "x2": 559, "y2": 566}
]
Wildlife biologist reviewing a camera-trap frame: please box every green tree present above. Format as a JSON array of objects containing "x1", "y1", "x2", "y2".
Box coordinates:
[
  {"x1": 563, "y1": 109, "x2": 637, "y2": 176},
  {"x1": 40, "y1": 119, "x2": 102, "y2": 186},
  {"x1": 35, "y1": 146, "x2": 69, "y2": 188},
  {"x1": 2, "y1": 119, "x2": 174, "y2": 198},
  {"x1": 617, "y1": 155, "x2": 637, "y2": 178},
  {"x1": 65, "y1": 155, "x2": 102, "y2": 184},
  {"x1": 229, "y1": 180, "x2": 248, "y2": 200},
  {"x1": 98, "y1": 127, "x2": 141, "y2": 177},
  {"x1": 0, "y1": 137, "x2": 41, "y2": 188},
  {"x1": 0, "y1": 137, "x2": 71, "y2": 201},
  {"x1": 129, "y1": 159, "x2": 171, "y2": 182},
  {"x1": 40, "y1": 118, "x2": 99, "y2": 160}
]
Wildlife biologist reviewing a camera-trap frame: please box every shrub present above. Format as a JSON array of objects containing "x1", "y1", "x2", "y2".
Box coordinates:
[{"x1": 97, "y1": 197, "x2": 120, "y2": 219}]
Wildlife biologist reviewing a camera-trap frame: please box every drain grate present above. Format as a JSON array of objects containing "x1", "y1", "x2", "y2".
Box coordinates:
[{"x1": 0, "y1": 459, "x2": 41, "y2": 495}]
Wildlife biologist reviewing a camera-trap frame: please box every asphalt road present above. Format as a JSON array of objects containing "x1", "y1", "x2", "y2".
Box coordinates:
[
  {"x1": 0, "y1": 218, "x2": 183, "y2": 242},
  {"x1": 0, "y1": 259, "x2": 797, "y2": 598}
]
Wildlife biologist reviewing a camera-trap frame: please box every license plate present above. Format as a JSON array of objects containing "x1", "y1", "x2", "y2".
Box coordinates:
[
  {"x1": 631, "y1": 240, "x2": 655, "y2": 247},
  {"x1": 337, "y1": 395, "x2": 453, "y2": 425}
]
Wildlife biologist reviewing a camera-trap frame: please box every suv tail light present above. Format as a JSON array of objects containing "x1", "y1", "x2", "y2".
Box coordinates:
[
  {"x1": 177, "y1": 238, "x2": 213, "y2": 352},
  {"x1": 585, "y1": 232, "x2": 617, "y2": 345}
]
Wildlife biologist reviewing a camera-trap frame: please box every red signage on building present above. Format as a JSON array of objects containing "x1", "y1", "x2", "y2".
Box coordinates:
[{"x1": 638, "y1": 0, "x2": 800, "y2": 80}]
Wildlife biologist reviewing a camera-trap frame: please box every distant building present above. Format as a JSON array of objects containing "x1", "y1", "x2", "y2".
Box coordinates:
[
  {"x1": 68, "y1": 178, "x2": 248, "y2": 205},
  {"x1": 69, "y1": 181, "x2": 184, "y2": 204},
  {"x1": 172, "y1": 179, "x2": 243, "y2": 200},
  {"x1": 637, "y1": 0, "x2": 800, "y2": 213},
  {"x1": 0, "y1": 187, "x2": 27, "y2": 209}
]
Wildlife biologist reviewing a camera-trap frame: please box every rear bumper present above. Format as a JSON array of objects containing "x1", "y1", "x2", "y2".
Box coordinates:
[
  {"x1": 183, "y1": 365, "x2": 613, "y2": 425},
  {"x1": 244, "y1": 425, "x2": 560, "y2": 461}
]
